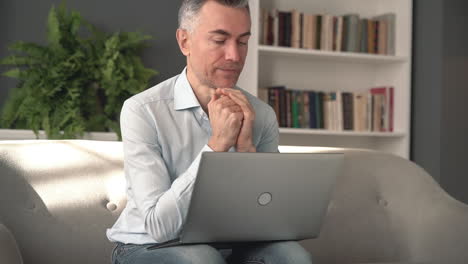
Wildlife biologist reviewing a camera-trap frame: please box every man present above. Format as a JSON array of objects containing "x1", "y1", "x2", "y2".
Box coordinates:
[{"x1": 107, "y1": 0, "x2": 313, "y2": 263}]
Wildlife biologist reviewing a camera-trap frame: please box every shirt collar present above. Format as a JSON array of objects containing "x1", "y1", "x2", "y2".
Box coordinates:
[{"x1": 174, "y1": 67, "x2": 201, "y2": 111}]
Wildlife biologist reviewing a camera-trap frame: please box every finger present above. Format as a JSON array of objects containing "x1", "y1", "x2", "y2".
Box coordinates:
[
  {"x1": 210, "y1": 92, "x2": 220, "y2": 103},
  {"x1": 221, "y1": 89, "x2": 251, "y2": 107},
  {"x1": 224, "y1": 91, "x2": 254, "y2": 116},
  {"x1": 216, "y1": 97, "x2": 238, "y2": 108}
]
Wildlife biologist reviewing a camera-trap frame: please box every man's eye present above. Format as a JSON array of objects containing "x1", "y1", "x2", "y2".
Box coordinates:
[
  {"x1": 238, "y1": 41, "x2": 248, "y2": 46},
  {"x1": 214, "y1": 40, "x2": 225, "y2": 44}
]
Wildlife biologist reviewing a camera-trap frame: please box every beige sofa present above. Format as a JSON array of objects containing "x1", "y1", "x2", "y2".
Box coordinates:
[{"x1": 0, "y1": 140, "x2": 467, "y2": 264}]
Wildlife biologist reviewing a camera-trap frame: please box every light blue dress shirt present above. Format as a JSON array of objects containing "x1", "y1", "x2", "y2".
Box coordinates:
[{"x1": 106, "y1": 68, "x2": 279, "y2": 244}]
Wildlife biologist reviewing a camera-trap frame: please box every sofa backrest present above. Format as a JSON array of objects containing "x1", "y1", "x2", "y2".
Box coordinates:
[{"x1": 0, "y1": 140, "x2": 126, "y2": 264}]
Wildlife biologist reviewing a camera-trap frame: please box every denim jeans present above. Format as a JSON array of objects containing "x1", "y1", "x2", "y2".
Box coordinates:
[{"x1": 111, "y1": 241, "x2": 313, "y2": 264}]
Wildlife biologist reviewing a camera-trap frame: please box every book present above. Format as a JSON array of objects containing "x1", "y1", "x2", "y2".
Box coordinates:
[
  {"x1": 291, "y1": 10, "x2": 301, "y2": 48},
  {"x1": 360, "y1": 19, "x2": 368, "y2": 53},
  {"x1": 335, "y1": 16, "x2": 344, "y2": 52},
  {"x1": 308, "y1": 91, "x2": 317, "y2": 128},
  {"x1": 291, "y1": 91, "x2": 300, "y2": 128},
  {"x1": 278, "y1": 11, "x2": 286, "y2": 47},
  {"x1": 302, "y1": 91, "x2": 310, "y2": 128},
  {"x1": 367, "y1": 19, "x2": 375, "y2": 54},
  {"x1": 370, "y1": 86, "x2": 395, "y2": 132},
  {"x1": 388, "y1": 87, "x2": 394, "y2": 132},
  {"x1": 279, "y1": 88, "x2": 287, "y2": 127},
  {"x1": 373, "y1": 13, "x2": 396, "y2": 55},
  {"x1": 373, "y1": 20, "x2": 379, "y2": 54},
  {"x1": 272, "y1": 9, "x2": 279, "y2": 46},
  {"x1": 343, "y1": 14, "x2": 360, "y2": 52},
  {"x1": 323, "y1": 92, "x2": 331, "y2": 130},
  {"x1": 267, "y1": 86, "x2": 286, "y2": 125},
  {"x1": 342, "y1": 92, "x2": 354, "y2": 130},
  {"x1": 286, "y1": 90, "x2": 292, "y2": 127},
  {"x1": 316, "y1": 15, "x2": 322, "y2": 50},
  {"x1": 284, "y1": 12, "x2": 292, "y2": 47},
  {"x1": 353, "y1": 92, "x2": 368, "y2": 131},
  {"x1": 336, "y1": 92, "x2": 343, "y2": 131},
  {"x1": 377, "y1": 19, "x2": 388, "y2": 55},
  {"x1": 321, "y1": 14, "x2": 334, "y2": 51},
  {"x1": 371, "y1": 87, "x2": 387, "y2": 131}
]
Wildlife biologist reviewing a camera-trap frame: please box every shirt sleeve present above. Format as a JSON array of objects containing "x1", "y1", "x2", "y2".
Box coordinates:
[
  {"x1": 256, "y1": 106, "x2": 280, "y2": 153},
  {"x1": 120, "y1": 99, "x2": 213, "y2": 243}
]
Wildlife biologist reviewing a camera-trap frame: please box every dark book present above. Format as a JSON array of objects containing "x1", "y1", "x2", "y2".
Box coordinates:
[
  {"x1": 284, "y1": 12, "x2": 292, "y2": 47},
  {"x1": 360, "y1": 19, "x2": 368, "y2": 53},
  {"x1": 286, "y1": 90, "x2": 292, "y2": 127},
  {"x1": 374, "y1": 20, "x2": 379, "y2": 54},
  {"x1": 267, "y1": 86, "x2": 285, "y2": 125},
  {"x1": 291, "y1": 91, "x2": 300, "y2": 128},
  {"x1": 342, "y1": 16, "x2": 348, "y2": 51},
  {"x1": 342, "y1": 92, "x2": 354, "y2": 130},
  {"x1": 297, "y1": 91, "x2": 304, "y2": 128},
  {"x1": 316, "y1": 15, "x2": 322, "y2": 50},
  {"x1": 317, "y1": 92, "x2": 325, "y2": 129},
  {"x1": 299, "y1": 13, "x2": 304, "y2": 49},
  {"x1": 279, "y1": 88, "x2": 287, "y2": 127},
  {"x1": 278, "y1": 12, "x2": 285, "y2": 47},
  {"x1": 267, "y1": 12, "x2": 274, "y2": 45},
  {"x1": 302, "y1": 92, "x2": 310, "y2": 128},
  {"x1": 308, "y1": 91, "x2": 317, "y2": 128}
]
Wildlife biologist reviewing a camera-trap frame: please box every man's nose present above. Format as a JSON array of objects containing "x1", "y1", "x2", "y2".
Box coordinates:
[{"x1": 225, "y1": 42, "x2": 241, "y2": 62}]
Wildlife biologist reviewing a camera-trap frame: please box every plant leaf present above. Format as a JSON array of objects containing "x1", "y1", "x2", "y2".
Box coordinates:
[{"x1": 2, "y1": 68, "x2": 21, "y2": 78}]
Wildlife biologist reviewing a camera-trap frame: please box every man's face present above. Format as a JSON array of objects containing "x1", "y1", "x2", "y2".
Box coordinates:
[{"x1": 185, "y1": 1, "x2": 251, "y2": 88}]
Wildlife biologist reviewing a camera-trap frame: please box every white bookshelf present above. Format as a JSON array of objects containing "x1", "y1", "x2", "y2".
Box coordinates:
[{"x1": 237, "y1": 0, "x2": 413, "y2": 158}]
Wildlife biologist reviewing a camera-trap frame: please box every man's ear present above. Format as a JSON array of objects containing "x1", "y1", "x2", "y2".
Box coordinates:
[{"x1": 176, "y1": 28, "x2": 191, "y2": 56}]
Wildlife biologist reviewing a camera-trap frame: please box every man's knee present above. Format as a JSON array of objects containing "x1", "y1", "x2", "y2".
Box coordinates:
[
  {"x1": 153, "y1": 244, "x2": 226, "y2": 264},
  {"x1": 257, "y1": 241, "x2": 313, "y2": 264}
]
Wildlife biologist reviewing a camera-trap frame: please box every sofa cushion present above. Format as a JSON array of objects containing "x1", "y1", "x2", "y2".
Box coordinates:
[{"x1": 0, "y1": 223, "x2": 23, "y2": 264}]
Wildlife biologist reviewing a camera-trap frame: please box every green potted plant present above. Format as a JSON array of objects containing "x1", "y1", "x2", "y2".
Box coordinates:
[{"x1": 0, "y1": 3, "x2": 157, "y2": 139}]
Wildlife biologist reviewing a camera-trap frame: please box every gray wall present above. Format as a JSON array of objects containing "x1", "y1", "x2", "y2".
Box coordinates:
[
  {"x1": 0, "y1": 0, "x2": 185, "y2": 107},
  {"x1": 412, "y1": 0, "x2": 468, "y2": 203}
]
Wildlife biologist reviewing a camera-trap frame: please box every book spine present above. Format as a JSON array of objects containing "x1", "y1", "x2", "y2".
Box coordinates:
[
  {"x1": 309, "y1": 91, "x2": 317, "y2": 128},
  {"x1": 279, "y1": 88, "x2": 287, "y2": 127},
  {"x1": 342, "y1": 92, "x2": 354, "y2": 130},
  {"x1": 302, "y1": 91, "x2": 310, "y2": 128},
  {"x1": 285, "y1": 12, "x2": 292, "y2": 47},
  {"x1": 286, "y1": 90, "x2": 292, "y2": 127},
  {"x1": 360, "y1": 19, "x2": 368, "y2": 53},
  {"x1": 367, "y1": 19, "x2": 375, "y2": 54},
  {"x1": 273, "y1": 9, "x2": 279, "y2": 46},
  {"x1": 316, "y1": 15, "x2": 322, "y2": 50},
  {"x1": 291, "y1": 91, "x2": 299, "y2": 128},
  {"x1": 278, "y1": 12, "x2": 285, "y2": 47},
  {"x1": 291, "y1": 10, "x2": 301, "y2": 48},
  {"x1": 374, "y1": 20, "x2": 379, "y2": 54},
  {"x1": 389, "y1": 87, "x2": 394, "y2": 132}
]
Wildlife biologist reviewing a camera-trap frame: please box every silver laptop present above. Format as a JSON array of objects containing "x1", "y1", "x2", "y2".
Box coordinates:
[{"x1": 149, "y1": 152, "x2": 343, "y2": 249}]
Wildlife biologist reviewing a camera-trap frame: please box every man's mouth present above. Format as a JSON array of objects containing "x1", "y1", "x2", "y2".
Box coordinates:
[{"x1": 218, "y1": 68, "x2": 240, "y2": 73}]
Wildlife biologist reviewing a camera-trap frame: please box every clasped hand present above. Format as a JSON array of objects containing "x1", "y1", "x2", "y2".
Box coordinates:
[{"x1": 207, "y1": 88, "x2": 256, "y2": 152}]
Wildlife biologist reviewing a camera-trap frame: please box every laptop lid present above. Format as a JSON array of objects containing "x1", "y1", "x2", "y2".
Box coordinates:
[{"x1": 180, "y1": 152, "x2": 343, "y2": 244}]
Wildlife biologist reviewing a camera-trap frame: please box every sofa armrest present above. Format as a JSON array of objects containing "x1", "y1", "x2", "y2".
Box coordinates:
[{"x1": 0, "y1": 223, "x2": 23, "y2": 264}]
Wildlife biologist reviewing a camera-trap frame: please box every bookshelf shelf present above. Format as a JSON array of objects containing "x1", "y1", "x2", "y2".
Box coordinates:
[
  {"x1": 259, "y1": 45, "x2": 409, "y2": 64},
  {"x1": 279, "y1": 128, "x2": 405, "y2": 137},
  {"x1": 237, "y1": 0, "x2": 413, "y2": 158}
]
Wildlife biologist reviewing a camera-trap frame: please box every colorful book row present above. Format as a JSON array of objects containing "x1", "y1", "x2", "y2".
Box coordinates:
[
  {"x1": 259, "y1": 86, "x2": 394, "y2": 132},
  {"x1": 260, "y1": 9, "x2": 396, "y2": 55}
]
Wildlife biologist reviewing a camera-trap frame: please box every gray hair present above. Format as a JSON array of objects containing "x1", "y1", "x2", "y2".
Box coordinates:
[{"x1": 178, "y1": 0, "x2": 250, "y2": 33}]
